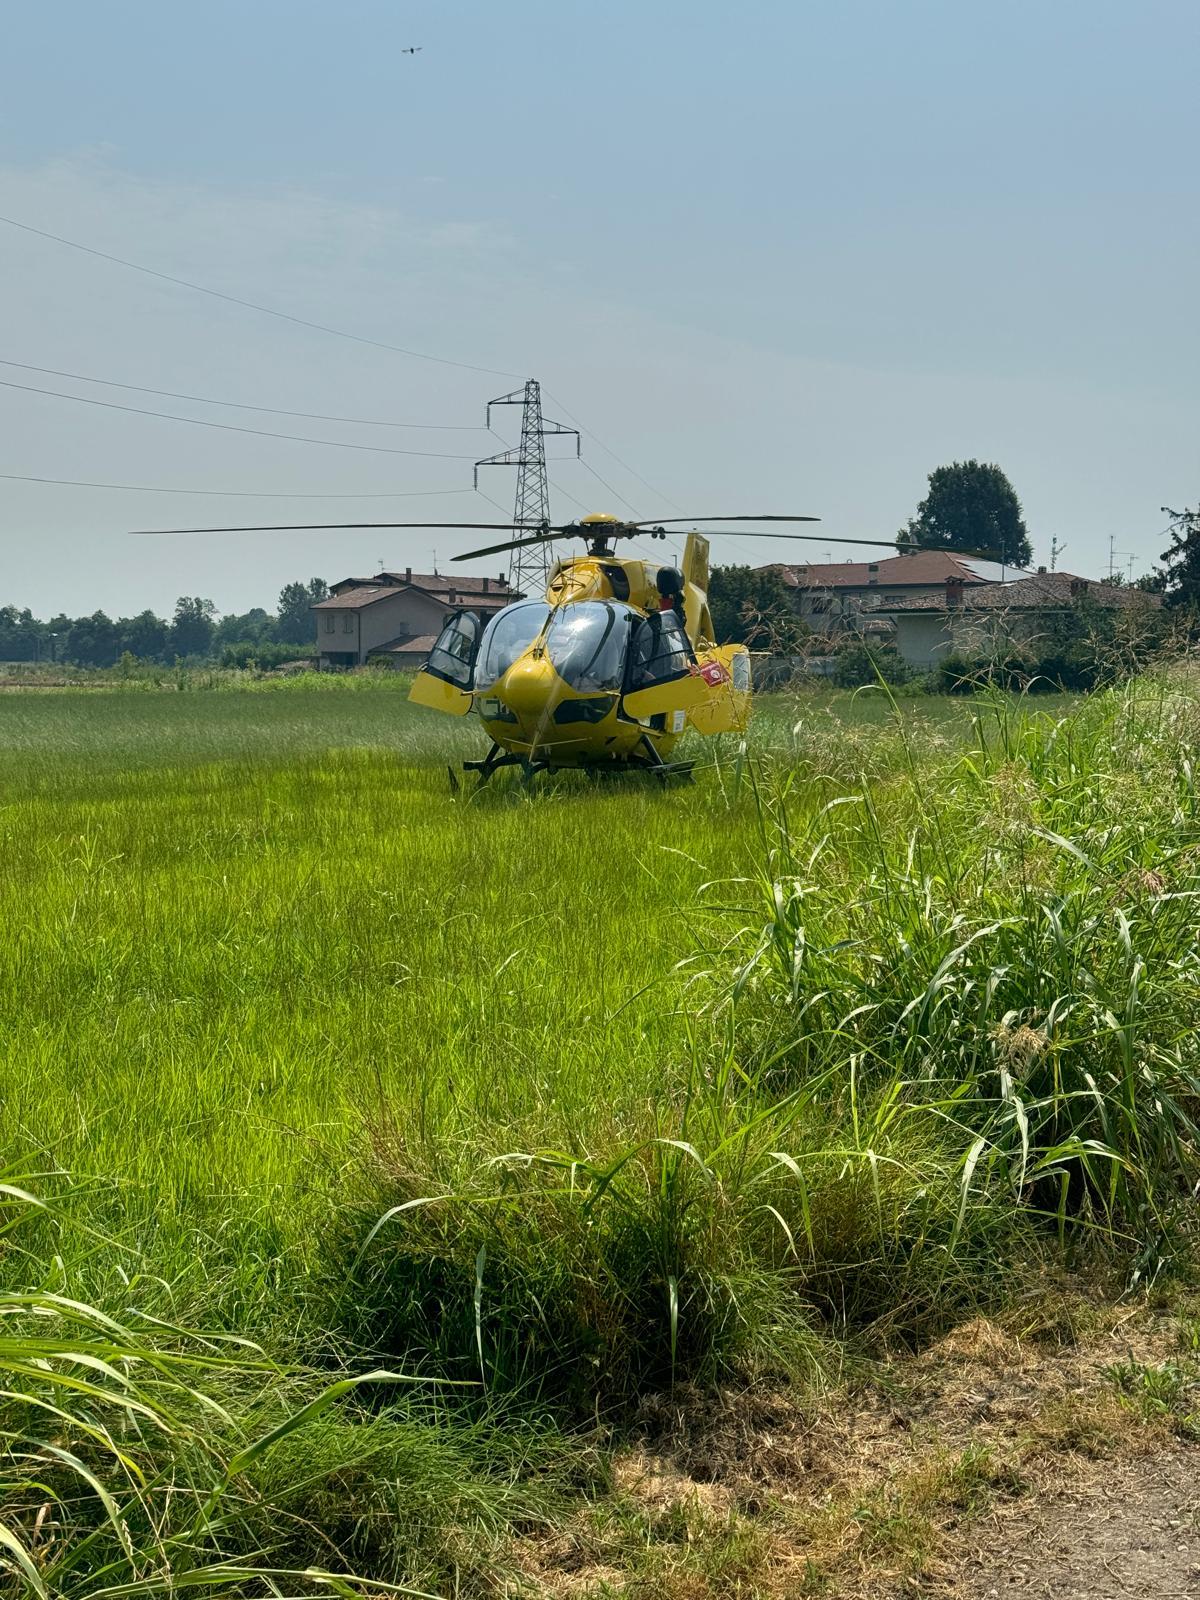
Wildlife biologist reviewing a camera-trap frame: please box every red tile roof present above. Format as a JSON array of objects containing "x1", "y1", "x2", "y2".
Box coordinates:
[
  {"x1": 379, "y1": 571, "x2": 516, "y2": 597},
  {"x1": 877, "y1": 573, "x2": 1161, "y2": 613},
  {"x1": 370, "y1": 634, "x2": 438, "y2": 656},
  {"x1": 769, "y1": 552, "x2": 989, "y2": 589},
  {"x1": 312, "y1": 584, "x2": 400, "y2": 611},
  {"x1": 313, "y1": 570, "x2": 520, "y2": 612}
]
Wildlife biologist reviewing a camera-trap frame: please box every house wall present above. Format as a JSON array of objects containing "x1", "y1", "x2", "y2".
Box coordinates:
[
  {"x1": 890, "y1": 613, "x2": 955, "y2": 668},
  {"x1": 890, "y1": 610, "x2": 1071, "y2": 669},
  {"x1": 796, "y1": 583, "x2": 970, "y2": 636},
  {"x1": 316, "y1": 589, "x2": 449, "y2": 665}
]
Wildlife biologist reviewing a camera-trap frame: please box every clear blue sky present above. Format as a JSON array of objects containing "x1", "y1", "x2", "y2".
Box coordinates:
[{"x1": 2, "y1": 0, "x2": 1197, "y2": 616}]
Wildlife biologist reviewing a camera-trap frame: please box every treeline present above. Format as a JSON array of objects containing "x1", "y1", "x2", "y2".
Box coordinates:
[{"x1": 0, "y1": 579, "x2": 328, "y2": 668}]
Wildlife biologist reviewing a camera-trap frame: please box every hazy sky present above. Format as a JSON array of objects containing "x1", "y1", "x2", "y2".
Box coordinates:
[{"x1": 2, "y1": 0, "x2": 1197, "y2": 618}]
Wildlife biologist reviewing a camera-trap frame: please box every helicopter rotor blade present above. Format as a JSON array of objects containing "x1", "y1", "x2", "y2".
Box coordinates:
[
  {"x1": 453, "y1": 531, "x2": 575, "y2": 562},
  {"x1": 628, "y1": 514, "x2": 821, "y2": 527},
  {"x1": 671, "y1": 530, "x2": 999, "y2": 558},
  {"x1": 127, "y1": 520, "x2": 550, "y2": 537}
]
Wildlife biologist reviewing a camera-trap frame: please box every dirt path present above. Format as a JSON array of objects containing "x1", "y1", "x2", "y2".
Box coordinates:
[{"x1": 963, "y1": 1444, "x2": 1200, "y2": 1600}]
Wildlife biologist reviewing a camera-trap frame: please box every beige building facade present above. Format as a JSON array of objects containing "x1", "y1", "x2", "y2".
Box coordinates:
[
  {"x1": 311, "y1": 568, "x2": 517, "y2": 669},
  {"x1": 873, "y1": 573, "x2": 1160, "y2": 669}
]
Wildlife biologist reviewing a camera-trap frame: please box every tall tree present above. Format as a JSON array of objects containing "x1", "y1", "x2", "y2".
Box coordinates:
[
  {"x1": 708, "y1": 566, "x2": 809, "y2": 651},
  {"x1": 0, "y1": 606, "x2": 46, "y2": 662},
  {"x1": 169, "y1": 596, "x2": 216, "y2": 658},
  {"x1": 901, "y1": 461, "x2": 1033, "y2": 567},
  {"x1": 119, "y1": 610, "x2": 170, "y2": 661},
  {"x1": 277, "y1": 578, "x2": 328, "y2": 644},
  {"x1": 1159, "y1": 506, "x2": 1200, "y2": 608},
  {"x1": 214, "y1": 607, "x2": 274, "y2": 646},
  {"x1": 65, "y1": 610, "x2": 120, "y2": 667}
]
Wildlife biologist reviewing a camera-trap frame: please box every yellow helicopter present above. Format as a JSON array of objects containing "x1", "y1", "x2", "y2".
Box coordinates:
[{"x1": 408, "y1": 510, "x2": 832, "y2": 782}]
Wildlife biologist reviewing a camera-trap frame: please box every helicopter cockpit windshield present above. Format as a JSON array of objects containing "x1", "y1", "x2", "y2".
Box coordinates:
[
  {"x1": 544, "y1": 601, "x2": 636, "y2": 692},
  {"x1": 476, "y1": 600, "x2": 552, "y2": 689}
]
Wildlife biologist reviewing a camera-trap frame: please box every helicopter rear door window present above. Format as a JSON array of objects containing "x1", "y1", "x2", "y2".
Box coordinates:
[
  {"x1": 426, "y1": 612, "x2": 482, "y2": 688},
  {"x1": 476, "y1": 601, "x2": 552, "y2": 688},
  {"x1": 544, "y1": 601, "x2": 635, "y2": 692},
  {"x1": 627, "y1": 610, "x2": 696, "y2": 689}
]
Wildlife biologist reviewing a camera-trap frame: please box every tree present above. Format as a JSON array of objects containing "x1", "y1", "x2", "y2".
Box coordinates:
[
  {"x1": 169, "y1": 596, "x2": 216, "y2": 658},
  {"x1": 707, "y1": 566, "x2": 809, "y2": 652},
  {"x1": 119, "y1": 610, "x2": 170, "y2": 661},
  {"x1": 214, "y1": 607, "x2": 275, "y2": 646},
  {"x1": 276, "y1": 578, "x2": 328, "y2": 644},
  {"x1": 901, "y1": 461, "x2": 1033, "y2": 568},
  {"x1": 0, "y1": 605, "x2": 46, "y2": 662},
  {"x1": 1159, "y1": 506, "x2": 1200, "y2": 608},
  {"x1": 65, "y1": 610, "x2": 120, "y2": 667}
]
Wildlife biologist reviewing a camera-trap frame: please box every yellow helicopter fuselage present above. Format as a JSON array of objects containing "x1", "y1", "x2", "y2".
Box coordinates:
[{"x1": 410, "y1": 524, "x2": 751, "y2": 774}]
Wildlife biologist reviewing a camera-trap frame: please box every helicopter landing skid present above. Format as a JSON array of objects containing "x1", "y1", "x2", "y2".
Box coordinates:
[
  {"x1": 457, "y1": 739, "x2": 693, "y2": 790},
  {"x1": 461, "y1": 744, "x2": 546, "y2": 788},
  {"x1": 635, "y1": 733, "x2": 695, "y2": 786}
]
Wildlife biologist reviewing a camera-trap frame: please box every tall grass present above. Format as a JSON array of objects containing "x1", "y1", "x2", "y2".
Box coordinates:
[{"x1": 1, "y1": 674, "x2": 1198, "y2": 1589}]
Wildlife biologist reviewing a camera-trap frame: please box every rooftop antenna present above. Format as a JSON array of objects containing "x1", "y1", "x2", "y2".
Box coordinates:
[
  {"x1": 1108, "y1": 535, "x2": 1135, "y2": 582},
  {"x1": 1049, "y1": 536, "x2": 1067, "y2": 571},
  {"x1": 474, "y1": 379, "x2": 580, "y2": 596}
]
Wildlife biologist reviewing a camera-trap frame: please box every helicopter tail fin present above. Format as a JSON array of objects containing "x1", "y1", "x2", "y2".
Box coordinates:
[{"x1": 682, "y1": 532, "x2": 710, "y2": 592}]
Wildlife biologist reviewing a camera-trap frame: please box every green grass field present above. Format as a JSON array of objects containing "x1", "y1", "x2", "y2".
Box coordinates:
[{"x1": 2, "y1": 673, "x2": 1198, "y2": 1596}]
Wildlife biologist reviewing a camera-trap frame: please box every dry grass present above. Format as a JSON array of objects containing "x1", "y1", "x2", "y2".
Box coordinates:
[{"x1": 506, "y1": 1287, "x2": 1197, "y2": 1597}]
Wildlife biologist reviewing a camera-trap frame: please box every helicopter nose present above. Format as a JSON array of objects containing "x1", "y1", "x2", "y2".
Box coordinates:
[{"x1": 496, "y1": 654, "x2": 558, "y2": 716}]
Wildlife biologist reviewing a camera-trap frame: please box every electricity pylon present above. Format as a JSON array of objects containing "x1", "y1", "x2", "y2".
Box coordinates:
[{"x1": 474, "y1": 380, "x2": 579, "y2": 596}]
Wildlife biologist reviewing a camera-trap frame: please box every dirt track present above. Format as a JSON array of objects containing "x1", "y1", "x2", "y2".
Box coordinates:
[{"x1": 964, "y1": 1444, "x2": 1200, "y2": 1600}]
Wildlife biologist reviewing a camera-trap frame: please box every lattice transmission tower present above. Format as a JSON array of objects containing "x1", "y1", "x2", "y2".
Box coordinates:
[{"x1": 474, "y1": 380, "x2": 579, "y2": 597}]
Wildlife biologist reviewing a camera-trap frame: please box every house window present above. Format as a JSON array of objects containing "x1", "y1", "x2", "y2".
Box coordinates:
[
  {"x1": 342, "y1": 613, "x2": 354, "y2": 633},
  {"x1": 323, "y1": 614, "x2": 335, "y2": 633}
]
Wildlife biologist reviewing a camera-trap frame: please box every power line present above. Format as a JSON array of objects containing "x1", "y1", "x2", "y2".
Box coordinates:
[
  {"x1": 473, "y1": 486, "x2": 513, "y2": 520},
  {"x1": 0, "y1": 358, "x2": 490, "y2": 430},
  {"x1": 548, "y1": 474, "x2": 590, "y2": 514},
  {"x1": 0, "y1": 471, "x2": 474, "y2": 499},
  {"x1": 0, "y1": 212, "x2": 526, "y2": 382},
  {"x1": 0, "y1": 378, "x2": 482, "y2": 459},
  {"x1": 578, "y1": 456, "x2": 644, "y2": 519},
  {"x1": 543, "y1": 386, "x2": 686, "y2": 516}
]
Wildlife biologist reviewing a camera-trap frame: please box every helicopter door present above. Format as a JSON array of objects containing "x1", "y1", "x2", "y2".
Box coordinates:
[
  {"x1": 686, "y1": 645, "x2": 752, "y2": 736},
  {"x1": 408, "y1": 612, "x2": 481, "y2": 717},
  {"x1": 621, "y1": 610, "x2": 708, "y2": 721}
]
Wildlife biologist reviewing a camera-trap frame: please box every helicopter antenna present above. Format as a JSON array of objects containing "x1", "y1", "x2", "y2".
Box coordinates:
[{"x1": 474, "y1": 379, "x2": 579, "y2": 595}]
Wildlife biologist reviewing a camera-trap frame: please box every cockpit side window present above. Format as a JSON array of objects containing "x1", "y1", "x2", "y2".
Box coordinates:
[
  {"x1": 627, "y1": 609, "x2": 696, "y2": 690},
  {"x1": 425, "y1": 612, "x2": 482, "y2": 687}
]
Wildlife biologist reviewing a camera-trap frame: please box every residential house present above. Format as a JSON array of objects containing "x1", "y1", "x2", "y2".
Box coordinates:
[
  {"x1": 766, "y1": 550, "x2": 1005, "y2": 635},
  {"x1": 871, "y1": 571, "x2": 1160, "y2": 670},
  {"x1": 311, "y1": 568, "x2": 519, "y2": 669}
]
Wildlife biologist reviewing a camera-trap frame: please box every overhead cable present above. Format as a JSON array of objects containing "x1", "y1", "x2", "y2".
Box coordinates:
[
  {"x1": 0, "y1": 471, "x2": 473, "y2": 499},
  {"x1": 0, "y1": 358, "x2": 490, "y2": 430},
  {"x1": 0, "y1": 378, "x2": 482, "y2": 459},
  {"x1": 0, "y1": 213, "x2": 526, "y2": 381},
  {"x1": 544, "y1": 387, "x2": 686, "y2": 516}
]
